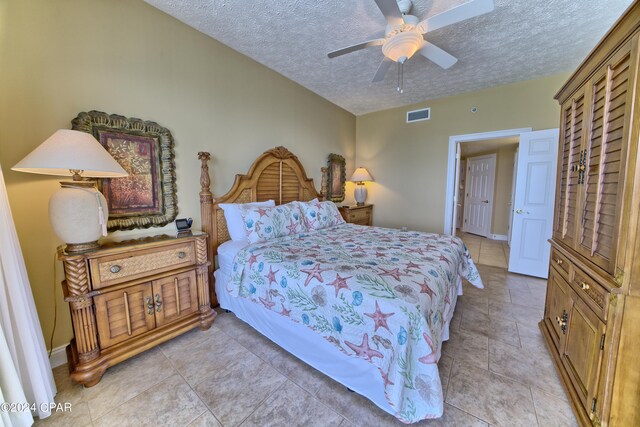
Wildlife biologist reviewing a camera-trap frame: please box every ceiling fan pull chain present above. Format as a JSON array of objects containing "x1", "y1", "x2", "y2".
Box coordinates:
[{"x1": 397, "y1": 61, "x2": 404, "y2": 94}]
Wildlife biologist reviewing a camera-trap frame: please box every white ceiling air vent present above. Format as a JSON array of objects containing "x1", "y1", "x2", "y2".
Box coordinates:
[{"x1": 406, "y1": 107, "x2": 430, "y2": 123}]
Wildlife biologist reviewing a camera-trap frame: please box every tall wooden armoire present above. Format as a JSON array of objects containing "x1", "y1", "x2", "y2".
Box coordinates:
[{"x1": 540, "y1": 2, "x2": 640, "y2": 426}]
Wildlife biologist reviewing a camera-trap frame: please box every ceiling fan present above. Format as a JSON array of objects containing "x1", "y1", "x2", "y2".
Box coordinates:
[{"x1": 328, "y1": 0, "x2": 495, "y2": 92}]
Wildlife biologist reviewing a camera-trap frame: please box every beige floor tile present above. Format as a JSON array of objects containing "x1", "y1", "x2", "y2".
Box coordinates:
[
  {"x1": 51, "y1": 364, "x2": 86, "y2": 407},
  {"x1": 489, "y1": 300, "x2": 544, "y2": 327},
  {"x1": 187, "y1": 410, "x2": 222, "y2": 427},
  {"x1": 460, "y1": 307, "x2": 521, "y2": 347},
  {"x1": 162, "y1": 327, "x2": 250, "y2": 387},
  {"x1": 312, "y1": 375, "x2": 398, "y2": 427},
  {"x1": 242, "y1": 380, "x2": 344, "y2": 427},
  {"x1": 194, "y1": 352, "x2": 287, "y2": 426},
  {"x1": 516, "y1": 322, "x2": 549, "y2": 354},
  {"x1": 441, "y1": 329, "x2": 489, "y2": 370},
  {"x1": 455, "y1": 295, "x2": 489, "y2": 315},
  {"x1": 35, "y1": 401, "x2": 92, "y2": 427},
  {"x1": 489, "y1": 339, "x2": 565, "y2": 399},
  {"x1": 85, "y1": 348, "x2": 175, "y2": 420},
  {"x1": 438, "y1": 355, "x2": 453, "y2": 399},
  {"x1": 414, "y1": 404, "x2": 489, "y2": 426},
  {"x1": 510, "y1": 288, "x2": 546, "y2": 310},
  {"x1": 446, "y1": 361, "x2": 537, "y2": 427},
  {"x1": 531, "y1": 387, "x2": 578, "y2": 427},
  {"x1": 93, "y1": 374, "x2": 206, "y2": 427},
  {"x1": 263, "y1": 344, "x2": 329, "y2": 396}
]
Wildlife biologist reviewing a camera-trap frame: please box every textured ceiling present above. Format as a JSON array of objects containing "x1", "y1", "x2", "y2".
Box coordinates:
[{"x1": 144, "y1": 0, "x2": 633, "y2": 115}]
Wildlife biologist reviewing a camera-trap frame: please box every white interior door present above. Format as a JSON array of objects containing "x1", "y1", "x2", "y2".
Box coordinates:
[
  {"x1": 509, "y1": 129, "x2": 559, "y2": 278},
  {"x1": 508, "y1": 149, "x2": 518, "y2": 245},
  {"x1": 451, "y1": 144, "x2": 462, "y2": 234},
  {"x1": 462, "y1": 154, "x2": 496, "y2": 237}
]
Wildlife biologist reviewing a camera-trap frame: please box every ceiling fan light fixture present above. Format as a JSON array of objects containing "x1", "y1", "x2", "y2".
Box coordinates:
[{"x1": 381, "y1": 31, "x2": 423, "y2": 62}]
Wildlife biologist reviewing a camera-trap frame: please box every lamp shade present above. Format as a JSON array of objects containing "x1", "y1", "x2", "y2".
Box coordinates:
[
  {"x1": 349, "y1": 167, "x2": 374, "y2": 183},
  {"x1": 12, "y1": 129, "x2": 127, "y2": 178}
]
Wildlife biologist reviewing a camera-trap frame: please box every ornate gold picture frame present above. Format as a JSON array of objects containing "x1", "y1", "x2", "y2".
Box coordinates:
[
  {"x1": 326, "y1": 153, "x2": 346, "y2": 202},
  {"x1": 72, "y1": 110, "x2": 177, "y2": 231}
]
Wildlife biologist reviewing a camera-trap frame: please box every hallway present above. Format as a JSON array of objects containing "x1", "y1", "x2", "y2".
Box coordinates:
[{"x1": 457, "y1": 231, "x2": 510, "y2": 269}]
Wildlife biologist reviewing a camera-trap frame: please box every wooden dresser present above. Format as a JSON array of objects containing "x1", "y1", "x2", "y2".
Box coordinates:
[
  {"x1": 338, "y1": 204, "x2": 373, "y2": 225},
  {"x1": 540, "y1": 3, "x2": 640, "y2": 426},
  {"x1": 59, "y1": 232, "x2": 216, "y2": 386}
]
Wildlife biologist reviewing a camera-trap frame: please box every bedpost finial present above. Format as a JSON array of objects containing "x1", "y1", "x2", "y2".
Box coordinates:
[
  {"x1": 198, "y1": 152, "x2": 212, "y2": 195},
  {"x1": 320, "y1": 166, "x2": 328, "y2": 201}
]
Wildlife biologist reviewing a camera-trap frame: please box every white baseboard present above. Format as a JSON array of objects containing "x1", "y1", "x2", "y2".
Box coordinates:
[
  {"x1": 489, "y1": 234, "x2": 508, "y2": 241},
  {"x1": 49, "y1": 344, "x2": 69, "y2": 368}
]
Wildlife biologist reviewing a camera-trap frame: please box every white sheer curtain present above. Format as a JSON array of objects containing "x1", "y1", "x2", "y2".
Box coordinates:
[{"x1": 0, "y1": 164, "x2": 56, "y2": 424}]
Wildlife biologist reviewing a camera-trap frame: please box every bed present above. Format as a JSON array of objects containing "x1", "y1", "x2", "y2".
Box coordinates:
[{"x1": 197, "y1": 147, "x2": 482, "y2": 423}]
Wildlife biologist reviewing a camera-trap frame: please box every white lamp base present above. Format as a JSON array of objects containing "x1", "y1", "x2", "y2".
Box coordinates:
[
  {"x1": 49, "y1": 181, "x2": 109, "y2": 253},
  {"x1": 354, "y1": 185, "x2": 367, "y2": 206}
]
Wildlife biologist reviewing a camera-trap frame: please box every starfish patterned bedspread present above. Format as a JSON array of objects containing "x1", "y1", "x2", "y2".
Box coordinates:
[{"x1": 228, "y1": 223, "x2": 482, "y2": 423}]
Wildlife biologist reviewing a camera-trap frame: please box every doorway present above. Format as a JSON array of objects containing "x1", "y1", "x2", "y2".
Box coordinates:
[{"x1": 445, "y1": 128, "x2": 559, "y2": 278}]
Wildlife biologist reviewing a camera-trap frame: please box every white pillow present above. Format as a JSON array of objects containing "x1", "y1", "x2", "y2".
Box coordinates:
[{"x1": 220, "y1": 200, "x2": 275, "y2": 241}]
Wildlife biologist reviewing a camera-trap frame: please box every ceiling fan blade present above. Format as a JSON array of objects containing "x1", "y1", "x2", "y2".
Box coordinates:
[
  {"x1": 372, "y1": 57, "x2": 394, "y2": 83},
  {"x1": 418, "y1": 42, "x2": 458, "y2": 69},
  {"x1": 374, "y1": 0, "x2": 404, "y2": 26},
  {"x1": 328, "y1": 39, "x2": 385, "y2": 58},
  {"x1": 417, "y1": 0, "x2": 494, "y2": 34}
]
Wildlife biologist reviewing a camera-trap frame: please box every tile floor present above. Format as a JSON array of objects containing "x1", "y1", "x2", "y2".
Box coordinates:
[
  {"x1": 38, "y1": 264, "x2": 576, "y2": 427},
  {"x1": 457, "y1": 231, "x2": 510, "y2": 268}
]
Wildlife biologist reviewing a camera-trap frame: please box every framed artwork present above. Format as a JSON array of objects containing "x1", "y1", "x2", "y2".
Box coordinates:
[
  {"x1": 326, "y1": 153, "x2": 346, "y2": 202},
  {"x1": 71, "y1": 110, "x2": 177, "y2": 231}
]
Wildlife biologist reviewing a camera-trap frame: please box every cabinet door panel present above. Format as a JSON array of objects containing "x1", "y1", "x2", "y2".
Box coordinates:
[
  {"x1": 554, "y1": 92, "x2": 585, "y2": 248},
  {"x1": 544, "y1": 267, "x2": 573, "y2": 351},
  {"x1": 152, "y1": 270, "x2": 199, "y2": 327},
  {"x1": 94, "y1": 283, "x2": 155, "y2": 348},
  {"x1": 561, "y1": 293, "x2": 606, "y2": 419},
  {"x1": 577, "y1": 44, "x2": 632, "y2": 273}
]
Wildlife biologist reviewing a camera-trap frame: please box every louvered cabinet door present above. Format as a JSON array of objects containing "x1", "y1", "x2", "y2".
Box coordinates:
[
  {"x1": 94, "y1": 283, "x2": 156, "y2": 348},
  {"x1": 577, "y1": 43, "x2": 634, "y2": 274},
  {"x1": 554, "y1": 91, "x2": 586, "y2": 248},
  {"x1": 152, "y1": 270, "x2": 199, "y2": 327}
]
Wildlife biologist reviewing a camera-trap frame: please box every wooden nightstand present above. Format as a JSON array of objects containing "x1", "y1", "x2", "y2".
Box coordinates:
[
  {"x1": 59, "y1": 231, "x2": 216, "y2": 387},
  {"x1": 338, "y1": 204, "x2": 373, "y2": 226}
]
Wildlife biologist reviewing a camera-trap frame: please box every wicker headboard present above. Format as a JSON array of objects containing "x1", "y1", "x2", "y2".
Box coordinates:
[{"x1": 198, "y1": 147, "x2": 326, "y2": 290}]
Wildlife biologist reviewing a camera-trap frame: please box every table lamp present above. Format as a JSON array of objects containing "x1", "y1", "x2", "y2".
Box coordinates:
[
  {"x1": 12, "y1": 129, "x2": 128, "y2": 253},
  {"x1": 349, "y1": 167, "x2": 373, "y2": 206}
]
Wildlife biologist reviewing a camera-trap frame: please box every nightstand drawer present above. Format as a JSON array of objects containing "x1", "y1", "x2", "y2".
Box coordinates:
[
  {"x1": 349, "y1": 209, "x2": 370, "y2": 223},
  {"x1": 89, "y1": 242, "x2": 196, "y2": 289},
  {"x1": 339, "y1": 205, "x2": 373, "y2": 226}
]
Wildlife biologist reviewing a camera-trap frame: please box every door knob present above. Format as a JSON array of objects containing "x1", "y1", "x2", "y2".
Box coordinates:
[
  {"x1": 482, "y1": 200, "x2": 489, "y2": 203},
  {"x1": 515, "y1": 209, "x2": 530, "y2": 214}
]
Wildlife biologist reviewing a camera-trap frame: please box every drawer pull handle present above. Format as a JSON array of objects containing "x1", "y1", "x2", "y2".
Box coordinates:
[
  {"x1": 123, "y1": 292, "x2": 132, "y2": 336},
  {"x1": 146, "y1": 296, "x2": 154, "y2": 315},
  {"x1": 110, "y1": 265, "x2": 122, "y2": 274},
  {"x1": 174, "y1": 277, "x2": 181, "y2": 315},
  {"x1": 556, "y1": 311, "x2": 568, "y2": 334},
  {"x1": 155, "y1": 293, "x2": 163, "y2": 312},
  {"x1": 580, "y1": 281, "x2": 590, "y2": 290},
  {"x1": 177, "y1": 251, "x2": 187, "y2": 259},
  {"x1": 554, "y1": 258, "x2": 563, "y2": 265}
]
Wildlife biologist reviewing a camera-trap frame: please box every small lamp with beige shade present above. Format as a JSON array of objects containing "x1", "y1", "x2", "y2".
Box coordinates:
[
  {"x1": 349, "y1": 167, "x2": 374, "y2": 206},
  {"x1": 12, "y1": 129, "x2": 127, "y2": 252}
]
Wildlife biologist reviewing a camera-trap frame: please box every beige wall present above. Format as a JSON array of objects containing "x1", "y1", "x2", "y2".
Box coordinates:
[
  {"x1": 355, "y1": 73, "x2": 569, "y2": 233},
  {"x1": 462, "y1": 145, "x2": 518, "y2": 236},
  {"x1": 0, "y1": 0, "x2": 356, "y2": 350}
]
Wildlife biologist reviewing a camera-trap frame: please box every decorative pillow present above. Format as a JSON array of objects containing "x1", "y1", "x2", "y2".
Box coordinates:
[
  {"x1": 240, "y1": 203, "x2": 306, "y2": 244},
  {"x1": 298, "y1": 200, "x2": 345, "y2": 230},
  {"x1": 220, "y1": 200, "x2": 275, "y2": 241}
]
